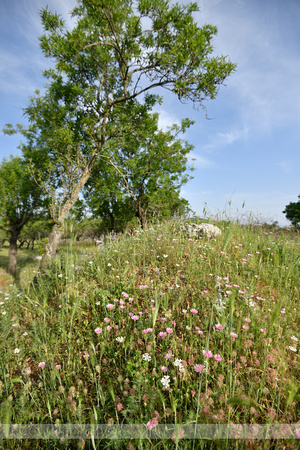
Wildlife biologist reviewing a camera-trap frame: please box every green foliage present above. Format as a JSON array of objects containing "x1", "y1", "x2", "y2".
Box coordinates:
[
  {"x1": 3, "y1": 0, "x2": 235, "y2": 243},
  {"x1": 283, "y1": 194, "x2": 300, "y2": 226}
]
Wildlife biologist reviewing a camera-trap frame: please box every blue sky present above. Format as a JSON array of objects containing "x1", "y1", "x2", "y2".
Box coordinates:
[{"x1": 1, "y1": 0, "x2": 299, "y2": 226}]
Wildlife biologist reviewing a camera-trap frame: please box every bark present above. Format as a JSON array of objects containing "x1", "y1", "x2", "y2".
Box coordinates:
[
  {"x1": 8, "y1": 232, "x2": 18, "y2": 277},
  {"x1": 39, "y1": 224, "x2": 62, "y2": 272},
  {"x1": 39, "y1": 163, "x2": 94, "y2": 271}
]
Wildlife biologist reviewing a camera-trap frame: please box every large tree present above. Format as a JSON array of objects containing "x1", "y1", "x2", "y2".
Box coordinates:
[
  {"x1": 5, "y1": 0, "x2": 235, "y2": 270},
  {"x1": 283, "y1": 195, "x2": 300, "y2": 226},
  {"x1": 0, "y1": 156, "x2": 45, "y2": 276}
]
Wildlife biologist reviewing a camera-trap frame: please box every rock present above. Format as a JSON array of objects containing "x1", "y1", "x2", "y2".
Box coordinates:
[
  {"x1": 33, "y1": 256, "x2": 43, "y2": 261},
  {"x1": 180, "y1": 222, "x2": 222, "y2": 238}
]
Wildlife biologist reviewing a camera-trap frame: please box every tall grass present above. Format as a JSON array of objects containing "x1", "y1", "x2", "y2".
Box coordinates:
[{"x1": 0, "y1": 219, "x2": 299, "y2": 449}]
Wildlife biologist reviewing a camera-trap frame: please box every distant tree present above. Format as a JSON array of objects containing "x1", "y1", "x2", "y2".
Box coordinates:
[
  {"x1": 0, "y1": 156, "x2": 45, "y2": 275},
  {"x1": 4, "y1": 0, "x2": 235, "y2": 270},
  {"x1": 283, "y1": 195, "x2": 300, "y2": 226}
]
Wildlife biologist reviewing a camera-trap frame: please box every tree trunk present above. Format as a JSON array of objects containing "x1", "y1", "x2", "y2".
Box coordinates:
[
  {"x1": 39, "y1": 224, "x2": 62, "y2": 272},
  {"x1": 8, "y1": 232, "x2": 18, "y2": 277},
  {"x1": 39, "y1": 163, "x2": 94, "y2": 271}
]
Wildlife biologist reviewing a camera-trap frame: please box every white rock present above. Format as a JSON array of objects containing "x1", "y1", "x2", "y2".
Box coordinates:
[{"x1": 180, "y1": 223, "x2": 222, "y2": 238}]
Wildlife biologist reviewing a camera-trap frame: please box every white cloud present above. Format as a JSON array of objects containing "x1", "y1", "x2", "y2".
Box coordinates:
[{"x1": 202, "y1": 125, "x2": 249, "y2": 151}]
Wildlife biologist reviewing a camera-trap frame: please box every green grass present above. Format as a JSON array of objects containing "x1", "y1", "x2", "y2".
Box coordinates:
[{"x1": 0, "y1": 219, "x2": 299, "y2": 449}]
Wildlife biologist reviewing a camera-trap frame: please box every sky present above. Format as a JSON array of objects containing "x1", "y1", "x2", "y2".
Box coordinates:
[{"x1": 0, "y1": 0, "x2": 299, "y2": 226}]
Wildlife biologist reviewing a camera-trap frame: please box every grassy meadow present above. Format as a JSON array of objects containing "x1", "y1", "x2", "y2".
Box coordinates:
[{"x1": 0, "y1": 219, "x2": 299, "y2": 449}]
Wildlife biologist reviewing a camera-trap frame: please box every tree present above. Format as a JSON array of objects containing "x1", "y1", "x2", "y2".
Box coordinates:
[
  {"x1": 86, "y1": 101, "x2": 194, "y2": 228},
  {"x1": 0, "y1": 156, "x2": 45, "y2": 276},
  {"x1": 5, "y1": 0, "x2": 236, "y2": 270},
  {"x1": 283, "y1": 195, "x2": 300, "y2": 226}
]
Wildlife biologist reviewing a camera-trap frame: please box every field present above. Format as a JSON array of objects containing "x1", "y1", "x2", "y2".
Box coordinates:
[{"x1": 0, "y1": 219, "x2": 299, "y2": 449}]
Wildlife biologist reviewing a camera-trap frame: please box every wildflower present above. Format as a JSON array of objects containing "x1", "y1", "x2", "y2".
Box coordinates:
[
  {"x1": 159, "y1": 332, "x2": 167, "y2": 338},
  {"x1": 94, "y1": 327, "x2": 102, "y2": 334},
  {"x1": 38, "y1": 362, "x2": 46, "y2": 368},
  {"x1": 194, "y1": 364, "x2": 204, "y2": 373},
  {"x1": 160, "y1": 366, "x2": 167, "y2": 372},
  {"x1": 55, "y1": 365, "x2": 61, "y2": 370},
  {"x1": 131, "y1": 315, "x2": 139, "y2": 321},
  {"x1": 202, "y1": 350, "x2": 213, "y2": 358},
  {"x1": 104, "y1": 317, "x2": 110, "y2": 323},
  {"x1": 106, "y1": 304, "x2": 114, "y2": 309},
  {"x1": 116, "y1": 336, "x2": 124, "y2": 343},
  {"x1": 215, "y1": 323, "x2": 224, "y2": 331},
  {"x1": 182, "y1": 309, "x2": 187, "y2": 313},
  {"x1": 230, "y1": 332, "x2": 238, "y2": 338},
  {"x1": 147, "y1": 420, "x2": 157, "y2": 429},
  {"x1": 14, "y1": 348, "x2": 20, "y2": 354},
  {"x1": 190, "y1": 309, "x2": 198, "y2": 314},
  {"x1": 244, "y1": 318, "x2": 251, "y2": 323},
  {"x1": 260, "y1": 329, "x2": 266, "y2": 333},
  {"x1": 163, "y1": 254, "x2": 168, "y2": 258},
  {"x1": 122, "y1": 292, "x2": 129, "y2": 297},
  {"x1": 166, "y1": 328, "x2": 173, "y2": 334},
  {"x1": 186, "y1": 326, "x2": 191, "y2": 330},
  {"x1": 191, "y1": 390, "x2": 196, "y2": 395},
  {"x1": 281, "y1": 308, "x2": 286, "y2": 314},
  {"x1": 106, "y1": 326, "x2": 112, "y2": 331},
  {"x1": 242, "y1": 325, "x2": 249, "y2": 330},
  {"x1": 291, "y1": 335, "x2": 298, "y2": 342},
  {"x1": 288, "y1": 346, "x2": 297, "y2": 352},
  {"x1": 161, "y1": 375, "x2": 170, "y2": 389},
  {"x1": 142, "y1": 353, "x2": 151, "y2": 362},
  {"x1": 214, "y1": 354, "x2": 222, "y2": 362}
]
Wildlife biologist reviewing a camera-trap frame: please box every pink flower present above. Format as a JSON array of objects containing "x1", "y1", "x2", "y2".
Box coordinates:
[
  {"x1": 191, "y1": 390, "x2": 196, "y2": 395},
  {"x1": 55, "y1": 364, "x2": 61, "y2": 370},
  {"x1": 260, "y1": 328, "x2": 266, "y2": 333},
  {"x1": 94, "y1": 327, "x2": 102, "y2": 334},
  {"x1": 131, "y1": 315, "x2": 139, "y2": 321},
  {"x1": 190, "y1": 309, "x2": 198, "y2": 314},
  {"x1": 214, "y1": 354, "x2": 222, "y2": 362},
  {"x1": 147, "y1": 328, "x2": 153, "y2": 333},
  {"x1": 160, "y1": 366, "x2": 167, "y2": 372},
  {"x1": 166, "y1": 328, "x2": 173, "y2": 334},
  {"x1": 215, "y1": 323, "x2": 224, "y2": 330},
  {"x1": 203, "y1": 290, "x2": 209, "y2": 294},
  {"x1": 122, "y1": 292, "x2": 129, "y2": 297},
  {"x1": 107, "y1": 326, "x2": 112, "y2": 331},
  {"x1": 194, "y1": 364, "x2": 204, "y2": 373},
  {"x1": 202, "y1": 350, "x2": 213, "y2": 358},
  {"x1": 38, "y1": 362, "x2": 45, "y2": 368},
  {"x1": 147, "y1": 420, "x2": 157, "y2": 429},
  {"x1": 104, "y1": 317, "x2": 110, "y2": 323},
  {"x1": 198, "y1": 330, "x2": 204, "y2": 335},
  {"x1": 106, "y1": 304, "x2": 114, "y2": 309},
  {"x1": 244, "y1": 318, "x2": 251, "y2": 323},
  {"x1": 230, "y1": 332, "x2": 238, "y2": 338},
  {"x1": 159, "y1": 332, "x2": 167, "y2": 338},
  {"x1": 242, "y1": 325, "x2": 249, "y2": 330}
]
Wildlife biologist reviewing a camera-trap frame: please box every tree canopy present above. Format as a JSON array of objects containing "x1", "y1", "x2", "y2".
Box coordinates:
[
  {"x1": 4, "y1": 0, "x2": 236, "y2": 269},
  {"x1": 283, "y1": 195, "x2": 300, "y2": 226}
]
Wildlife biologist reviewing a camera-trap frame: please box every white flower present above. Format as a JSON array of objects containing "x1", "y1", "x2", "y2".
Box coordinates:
[
  {"x1": 182, "y1": 309, "x2": 187, "y2": 314},
  {"x1": 2, "y1": 311, "x2": 7, "y2": 315},
  {"x1": 288, "y1": 346, "x2": 297, "y2": 352},
  {"x1": 0, "y1": 302, "x2": 4, "y2": 306},
  {"x1": 116, "y1": 336, "x2": 124, "y2": 343},
  {"x1": 23, "y1": 332, "x2": 28, "y2": 336},
  {"x1": 163, "y1": 254, "x2": 168, "y2": 258},
  {"x1": 14, "y1": 348, "x2": 20, "y2": 354},
  {"x1": 174, "y1": 358, "x2": 184, "y2": 372},
  {"x1": 161, "y1": 375, "x2": 170, "y2": 389},
  {"x1": 107, "y1": 263, "x2": 112, "y2": 267},
  {"x1": 142, "y1": 353, "x2": 151, "y2": 362},
  {"x1": 186, "y1": 326, "x2": 191, "y2": 330},
  {"x1": 291, "y1": 336, "x2": 298, "y2": 342},
  {"x1": 57, "y1": 274, "x2": 63, "y2": 278}
]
